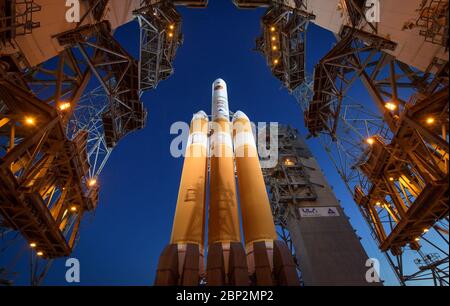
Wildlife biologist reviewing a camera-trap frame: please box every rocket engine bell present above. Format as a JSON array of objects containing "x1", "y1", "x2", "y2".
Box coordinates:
[{"x1": 154, "y1": 79, "x2": 300, "y2": 286}]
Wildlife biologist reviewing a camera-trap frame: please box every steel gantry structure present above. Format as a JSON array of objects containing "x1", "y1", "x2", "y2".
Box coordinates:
[
  {"x1": 0, "y1": 0, "x2": 304, "y2": 285},
  {"x1": 236, "y1": 0, "x2": 448, "y2": 286},
  {"x1": 292, "y1": 2, "x2": 449, "y2": 286},
  {"x1": 0, "y1": 0, "x2": 206, "y2": 285}
]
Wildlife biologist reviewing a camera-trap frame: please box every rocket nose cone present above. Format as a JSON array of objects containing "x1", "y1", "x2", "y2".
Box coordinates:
[
  {"x1": 232, "y1": 111, "x2": 250, "y2": 122},
  {"x1": 193, "y1": 110, "x2": 208, "y2": 121},
  {"x1": 213, "y1": 78, "x2": 226, "y2": 85},
  {"x1": 213, "y1": 79, "x2": 227, "y2": 91}
]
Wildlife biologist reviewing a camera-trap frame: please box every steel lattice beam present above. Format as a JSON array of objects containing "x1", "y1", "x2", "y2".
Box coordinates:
[
  {"x1": 255, "y1": 1, "x2": 314, "y2": 91},
  {"x1": 293, "y1": 35, "x2": 449, "y2": 285}
]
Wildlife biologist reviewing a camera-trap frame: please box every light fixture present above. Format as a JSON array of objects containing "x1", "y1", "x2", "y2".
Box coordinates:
[
  {"x1": 168, "y1": 32, "x2": 173, "y2": 38},
  {"x1": 88, "y1": 178, "x2": 97, "y2": 187},
  {"x1": 389, "y1": 177, "x2": 395, "y2": 182},
  {"x1": 58, "y1": 102, "x2": 71, "y2": 111},
  {"x1": 25, "y1": 116, "x2": 35, "y2": 126},
  {"x1": 375, "y1": 201, "x2": 381, "y2": 207},
  {"x1": 426, "y1": 117, "x2": 435, "y2": 125},
  {"x1": 385, "y1": 102, "x2": 397, "y2": 111},
  {"x1": 271, "y1": 36, "x2": 276, "y2": 41},
  {"x1": 169, "y1": 24, "x2": 175, "y2": 30},
  {"x1": 273, "y1": 59, "x2": 279, "y2": 65},
  {"x1": 270, "y1": 26, "x2": 276, "y2": 32},
  {"x1": 30, "y1": 242, "x2": 37, "y2": 248},
  {"x1": 423, "y1": 228, "x2": 430, "y2": 233},
  {"x1": 37, "y1": 251, "x2": 44, "y2": 256},
  {"x1": 366, "y1": 137, "x2": 375, "y2": 145},
  {"x1": 272, "y1": 45, "x2": 278, "y2": 51},
  {"x1": 70, "y1": 206, "x2": 77, "y2": 212},
  {"x1": 414, "y1": 237, "x2": 420, "y2": 242}
]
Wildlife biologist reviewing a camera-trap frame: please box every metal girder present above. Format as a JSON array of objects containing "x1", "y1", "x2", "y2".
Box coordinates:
[
  {"x1": 233, "y1": 0, "x2": 271, "y2": 8},
  {"x1": 135, "y1": 1, "x2": 183, "y2": 91},
  {"x1": 56, "y1": 21, "x2": 147, "y2": 148},
  {"x1": 0, "y1": 0, "x2": 41, "y2": 47},
  {"x1": 342, "y1": 0, "x2": 378, "y2": 34},
  {"x1": 263, "y1": 125, "x2": 317, "y2": 227},
  {"x1": 0, "y1": 76, "x2": 92, "y2": 259},
  {"x1": 263, "y1": 125, "x2": 313, "y2": 285},
  {"x1": 305, "y1": 27, "x2": 397, "y2": 139},
  {"x1": 294, "y1": 21, "x2": 449, "y2": 284},
  {"x1": 415, "y1": 0, "x2": 449, "y2": 48},
  {"x1": 68, "y1": 85, "x2": 113, "y2": 180},
  {"x1": 172, "y1": 0, "x2": 208, "y2": 7},
  {"x1": 255, "y1": 0, "x2": 314, "y2": 91}
]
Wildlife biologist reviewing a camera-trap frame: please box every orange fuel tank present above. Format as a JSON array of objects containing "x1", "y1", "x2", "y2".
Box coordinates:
[
  {"x1": 170, "y1": 111, "x2": 209, "y2": 247},
  {"x1": 232, "y1": 111, "x2": 277, "y2": 248},
  {"x1": 208, "y1": 79, "x2": 241, "y2": 245}
]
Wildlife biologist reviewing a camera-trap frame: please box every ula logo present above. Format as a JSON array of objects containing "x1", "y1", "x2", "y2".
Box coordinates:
[
  {"x1": 66, "y1": 0, "x2": 80, "y2": 23},
  {"x1": 365, "y1": 0, "x2": 381, "y2": 23}
]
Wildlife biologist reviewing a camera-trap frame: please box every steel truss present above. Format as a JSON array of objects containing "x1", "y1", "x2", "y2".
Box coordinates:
[
  {"x1": 255, "y1": 0, "x2": 314, "y2": 91},
  {"x1": 294, "y1": 22, "x2": 449, "y2": 284},
  {"x1": 135, "y1": 0, "x2": 183, "y2": 91},
  {"x1": 263, "y1": 125, "x2": 317, "y2": 284},
  {"x1": 56, "y1": 21, "x2": 147, "y2": 148},
  {"x1": 0, "y1": 49, "x2": 100, "y2": 284},
  {"x1": 0, "y1": 0, "x2": 41, "y2": 47},
  {"x1": 0, "y1": 0, "x2": 151, "y2": 284},
  {"x1": 416, "y1": 0, "x2": 449, "y2": 48}
]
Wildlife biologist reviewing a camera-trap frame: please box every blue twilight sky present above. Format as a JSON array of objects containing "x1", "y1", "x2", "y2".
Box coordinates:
[{"x1": 3, "y1": 1, "x2": 404, "y2": 285}]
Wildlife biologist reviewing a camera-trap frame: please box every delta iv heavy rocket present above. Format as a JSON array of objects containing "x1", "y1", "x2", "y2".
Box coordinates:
[{"x1": 155, "y1": 79, "x2": 299, "y2": 286}]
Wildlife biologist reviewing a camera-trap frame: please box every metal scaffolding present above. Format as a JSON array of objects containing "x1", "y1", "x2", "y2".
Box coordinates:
[
  {"x1": 416, "y1": 0, "x2": 449, "y2": 48},
  {"x1": 0, "y1": 0, "x2": 207, "y2": 285},
  {"x1": 0, "y1": 1, "x2": 141, "y2": 285},
  {"x1": 263, "y1": 125, "x2": 317, "y2": 283},
  {"x1": 0, "y1": 0, "x2": 41, "y2": 47},
  {"x1": 136, "y1": 0, "x2": 183, "y2": 91},
  {"x1": 255, "y1": 0, "x2": 314, "y2": 91},
  {"x1": 294, "y1": 50, "x2": 449, "y2": 285},
  {"x1": 271, "y1": 1, "x2": 450, "y2": 286}
]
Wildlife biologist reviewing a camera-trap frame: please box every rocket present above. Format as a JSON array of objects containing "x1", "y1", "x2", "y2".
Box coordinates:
[
  {"x1": 206, "y1": 79, "x2": 248, "y2": 286},
  {"x1": 155, "y1": 79, "x2": 300, "y2": 286},
  {"x1": 233, "y1": 111, "x2": 300, "y2": 286},
  {"x1": 155, "y1": 111, "x2": 209, "y2": 286}
]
